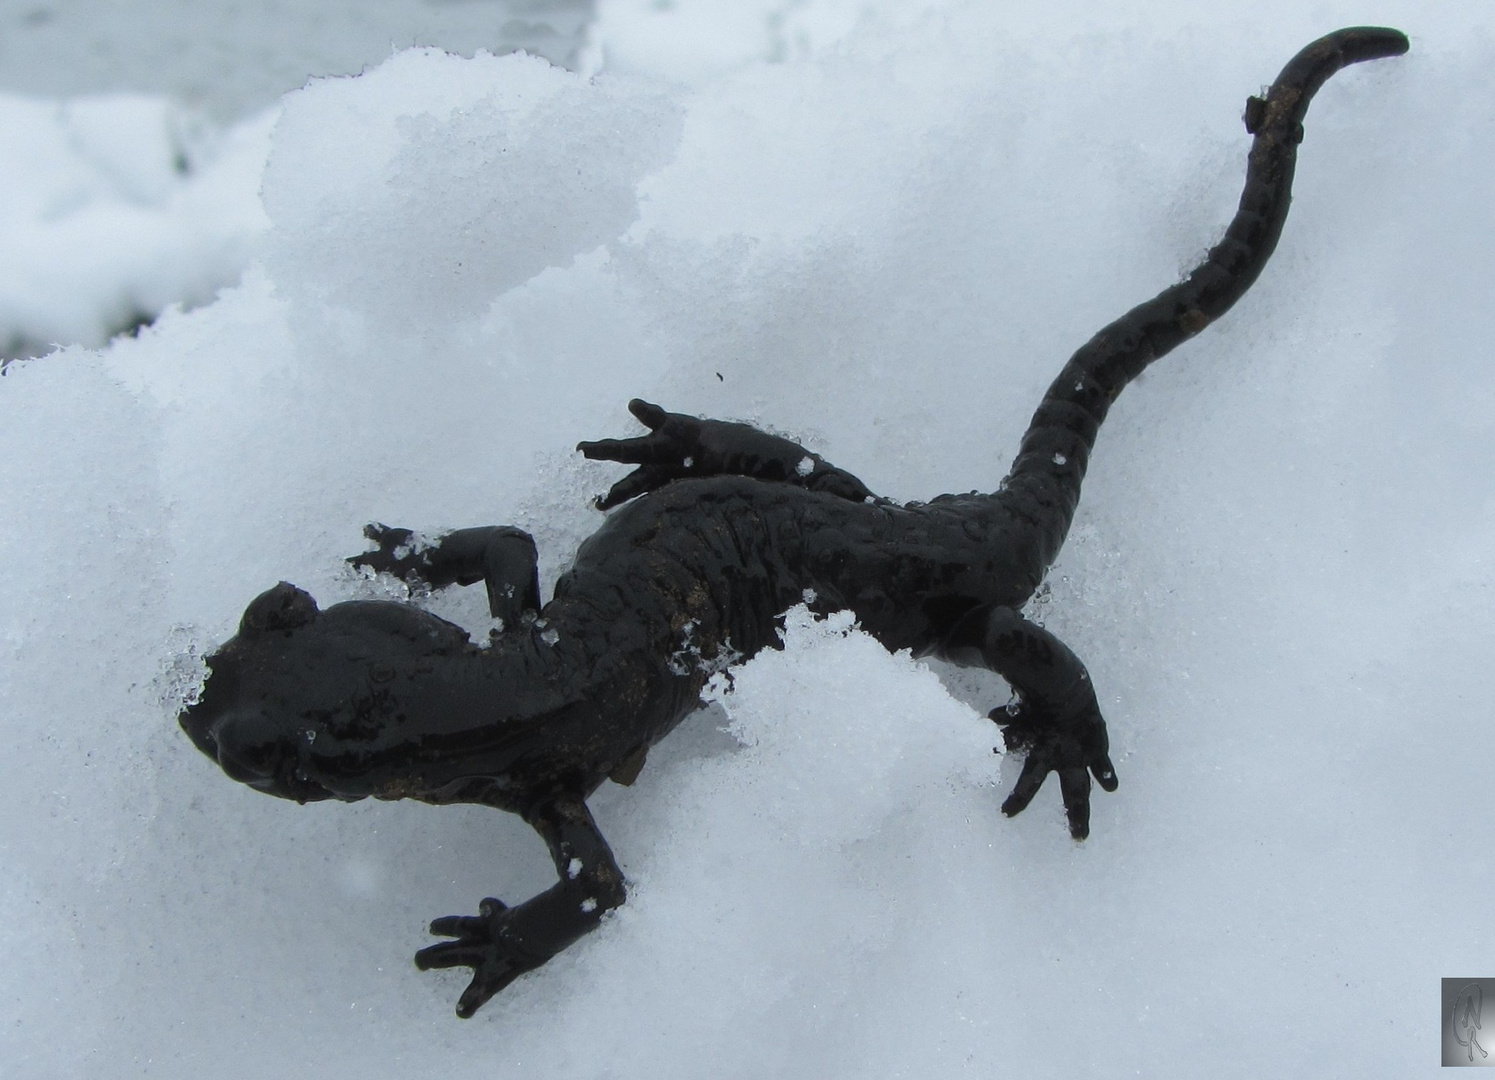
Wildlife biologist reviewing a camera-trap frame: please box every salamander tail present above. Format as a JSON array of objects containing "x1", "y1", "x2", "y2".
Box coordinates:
[{"x1": 999, "y1": 27, "x2": 1408, "y2": 565}]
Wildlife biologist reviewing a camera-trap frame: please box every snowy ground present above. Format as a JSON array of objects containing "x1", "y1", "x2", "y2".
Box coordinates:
[
  {"x1": 0, "y1": 0, "x2": 595, "y2": 358},
  {"x1": 2, "y1": 2, "x2": 1493, "y2": 1077}
]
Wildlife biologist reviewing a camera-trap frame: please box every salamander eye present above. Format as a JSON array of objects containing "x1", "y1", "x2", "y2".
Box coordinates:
[
  {"x1": 240, "y1": 582, "x2": 319, "y2": 636},
  {"x1": 369, "y1": 661, "x2": 396, "y2": 684}
]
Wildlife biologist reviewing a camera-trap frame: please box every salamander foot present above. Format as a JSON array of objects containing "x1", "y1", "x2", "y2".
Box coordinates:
[
  {"x1": 415, "y1": 898, "x2": 546, "y2": 1019},
  {"x1": 993, "y1": 699, "x2": 1118, "y2": 841}
]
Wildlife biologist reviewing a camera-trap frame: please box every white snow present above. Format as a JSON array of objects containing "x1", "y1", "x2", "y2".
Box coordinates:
[
  {"x1": 0, "y1": 0, "x2": 598, "y2": 119},
  {"x1": 1, "y1": 2, "x2": 1492, "y2": 1077},
  {"x1": 0, "y1": 94, "x2": 272, "y2": 358}
]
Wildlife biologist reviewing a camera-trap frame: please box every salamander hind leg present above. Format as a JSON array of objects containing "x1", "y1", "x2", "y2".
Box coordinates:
[{"x1": 937, "y1": 606, "x2": 1117, "y2": 840}]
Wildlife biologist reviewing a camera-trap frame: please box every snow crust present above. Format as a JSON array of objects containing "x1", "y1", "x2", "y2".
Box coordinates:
[{"x1": 2, "y1": 2, "x2": 1493, "y2": 1076}]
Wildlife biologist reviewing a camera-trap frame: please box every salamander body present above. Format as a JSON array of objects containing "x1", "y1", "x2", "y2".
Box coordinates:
[{"x1": 180, "y1": 28, "x2": 1409, "y2": 1017}]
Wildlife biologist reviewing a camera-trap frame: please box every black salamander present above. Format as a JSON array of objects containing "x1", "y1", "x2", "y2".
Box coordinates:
[{"x1": 180, "y1": 28, "x2": 1409, "y2": 1018}]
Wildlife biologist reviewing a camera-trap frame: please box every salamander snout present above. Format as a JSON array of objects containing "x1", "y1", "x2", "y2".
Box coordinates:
[
  {"x1": 181, "y1": 698, "x2": 336, "y2": 803},
  {"x1": 209, "y1": 711, "x2": 284, "y2": 785}
]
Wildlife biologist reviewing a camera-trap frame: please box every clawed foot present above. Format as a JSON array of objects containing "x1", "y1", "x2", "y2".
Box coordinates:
[
  {"x1": 580, "y1": 398, "x2": 877, "y2": 507},
  {"x1": 348, "y1": 523, "x2": 425, "y2": 581},
  {"x1": 415, "y1": 898, "x2": 545, "y2": 1019},
  {"x1": 992, "y1": 698, "x2": 1117, "y2": 841},
  {"x1": 578, "y1": 399, "x2": 816, "y2": 509},
  {"x1": 578, "y1": 399, "x2": 722, "y2": 509}
]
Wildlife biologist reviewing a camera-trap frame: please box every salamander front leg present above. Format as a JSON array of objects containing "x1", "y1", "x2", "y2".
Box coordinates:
[
  {"x1": 349, "y1": 524, "x2": 541, "y2": 626},
  {"x1": 578, "y1": 398, "x2": 876, "y2": 508},
  {"x1": 938, "y1": 606, "x2": 1118, "y2": 839},
  {"x1": 415, "y1": 796, "x2": 626, "y2": 1018}
]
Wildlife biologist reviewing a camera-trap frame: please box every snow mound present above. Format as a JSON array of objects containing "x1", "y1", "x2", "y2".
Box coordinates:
[
  {"x1": 2, "y1": 5, "x2": 1493, "y2": 1077},
  {"x1": 0, "y1": 94, "x2": 272, "y2": 359},
  {"x1": 263, "y1": 48, "x2": 681, "y2": 336}
]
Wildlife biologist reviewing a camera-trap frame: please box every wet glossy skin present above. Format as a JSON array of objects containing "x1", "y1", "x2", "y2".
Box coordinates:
[
  {"x1": 181, "y1": 479, "x2": 1051, "y2": 812},
  {"x1": 179, "y1": 27, "x2": 1409, "y2": 1018}
]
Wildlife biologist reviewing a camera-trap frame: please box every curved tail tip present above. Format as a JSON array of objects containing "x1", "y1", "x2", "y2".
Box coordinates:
[{"x1": 1335, "y1": 25, "x2": 1410, "y2": 62}]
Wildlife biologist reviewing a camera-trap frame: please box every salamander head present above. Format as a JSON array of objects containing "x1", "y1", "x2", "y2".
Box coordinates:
[{"x1": 180, "y1": 582, "x2": 480, "y2": 803}]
